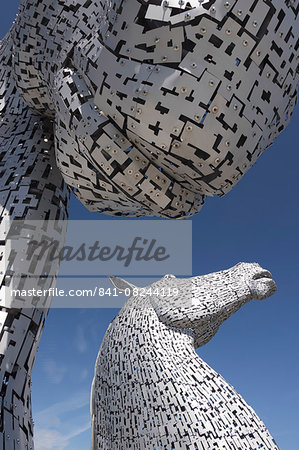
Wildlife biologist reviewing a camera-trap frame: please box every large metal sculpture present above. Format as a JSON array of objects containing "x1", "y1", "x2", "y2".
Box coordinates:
[
  {"x1": 91, "y1": 263, "x2": 278, "y2": 449},
  {"x1": 0, "y1": 0, "x2": 297, "y2": 448},
  {"x1": 0, "y1": 115, "x2": 68, "y2": 449},
  {"x1": 0, "y1": 11, "x2": 69, "y2": 446},
  {"x1": 7, "y1": 0, "x2": 299, "y2": 218}
]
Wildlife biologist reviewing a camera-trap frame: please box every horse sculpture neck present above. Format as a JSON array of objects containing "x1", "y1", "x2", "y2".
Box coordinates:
[{"x1": 104, "y1": 295, "x2": 196, "y2": 360}]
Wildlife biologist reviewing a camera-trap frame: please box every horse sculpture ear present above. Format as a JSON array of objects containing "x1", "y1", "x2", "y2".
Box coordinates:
[{"x1": 109, "y1": 276, "x2": 136, "y2": 294}]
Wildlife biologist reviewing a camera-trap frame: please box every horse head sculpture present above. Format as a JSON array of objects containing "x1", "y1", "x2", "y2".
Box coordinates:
[{"x1": 91, "y1": 263, "x2": 278, "y2": 448}]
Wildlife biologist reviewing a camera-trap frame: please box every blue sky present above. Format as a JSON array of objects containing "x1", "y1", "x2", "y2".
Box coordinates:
[{"x1": 1, "y1": 4, "x2": 299, "y2": 449}]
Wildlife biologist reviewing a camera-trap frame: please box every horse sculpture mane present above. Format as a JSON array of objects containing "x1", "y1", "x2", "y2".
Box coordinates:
[{"x1": 91, "y1": 263, "x2": 278, "y2": 449}]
